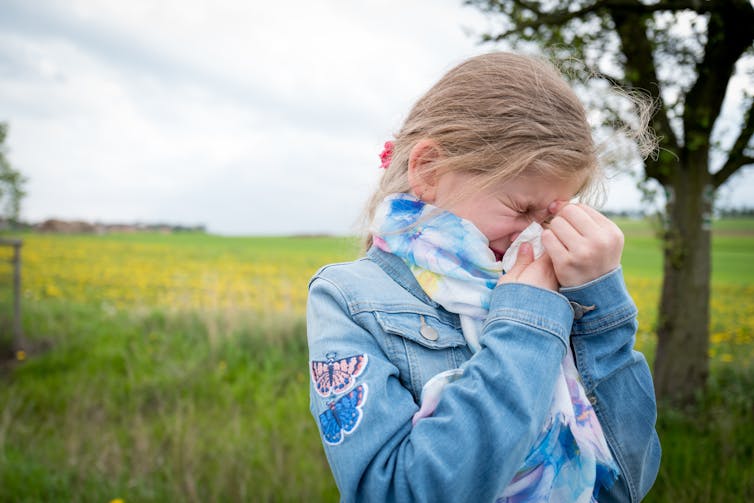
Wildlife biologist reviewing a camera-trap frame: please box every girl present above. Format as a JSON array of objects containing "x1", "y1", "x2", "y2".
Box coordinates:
[{"x1": 307, "y1": 52, "x2": 660, "y2": 502}]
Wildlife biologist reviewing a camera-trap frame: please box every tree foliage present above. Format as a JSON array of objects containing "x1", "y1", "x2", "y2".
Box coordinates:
[
  {"x1": 467, "y1": 0, "x2": 754, "y2": 405},
  {"x1": 0, "y1": 122, "x2": 27, "y2": 224}
]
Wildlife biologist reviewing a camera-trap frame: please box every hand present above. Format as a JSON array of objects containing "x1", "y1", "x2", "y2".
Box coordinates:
[
  {"x1": 497, "y1": 242, "x2": 558, "y2": 291},
  {"x1": 542, "y1": 202, "x2": 624, "y2": 287}
]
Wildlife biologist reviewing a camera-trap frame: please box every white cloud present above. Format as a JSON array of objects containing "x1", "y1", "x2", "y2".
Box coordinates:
[{"x1": 1, "y1": 0, "x2": 752, "y2": 234}]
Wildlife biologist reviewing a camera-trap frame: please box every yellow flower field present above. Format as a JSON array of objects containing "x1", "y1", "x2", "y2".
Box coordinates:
[
  {"x1": 17, "y1": 234, "x2": 356, "y2": 316},
  {"x1": 628, "y1": 277, "x2": 754, "y2": 365},
  {"x1": 5, "y1": 230, "x2": 754, "y2": 365}
]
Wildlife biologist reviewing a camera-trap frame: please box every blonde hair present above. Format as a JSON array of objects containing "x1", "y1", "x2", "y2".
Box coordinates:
[{"x1": 361, "y1": 51, "x2": 652, "y2": 249}]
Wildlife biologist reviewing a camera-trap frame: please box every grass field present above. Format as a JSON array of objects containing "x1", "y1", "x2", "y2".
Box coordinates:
[{"x1": 0, "y1": 218, "x2": 753, "y2": 502}]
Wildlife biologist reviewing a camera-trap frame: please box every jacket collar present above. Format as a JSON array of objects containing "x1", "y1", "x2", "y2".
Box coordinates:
[{"x1": 366, "y1": 245, "x2": 440, "y2": 308}]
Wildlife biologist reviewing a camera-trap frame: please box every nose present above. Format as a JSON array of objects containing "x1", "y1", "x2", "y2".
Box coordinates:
[{"x1": 522, "y1": 208, "x2": 547, "y2": 225}]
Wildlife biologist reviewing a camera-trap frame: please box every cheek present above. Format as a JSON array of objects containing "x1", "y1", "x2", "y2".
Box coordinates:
[
  {"x1": 453, "y1": 199, "x2": 520, "y2": 240},
  {"x1": 478, "y1": 218, "x2": 519, "y2": 242},
  {"x1": 449, "y1": 201, "x2": 492, "y2": 231}
]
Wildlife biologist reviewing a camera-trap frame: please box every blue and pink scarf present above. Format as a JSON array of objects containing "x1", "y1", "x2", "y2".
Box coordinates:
[{"x1": 371, "y1": 193, "x2": 619, "y2": 502}]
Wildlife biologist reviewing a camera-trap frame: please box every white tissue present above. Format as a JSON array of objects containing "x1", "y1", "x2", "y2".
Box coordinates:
[{"x1": 501, "y1": 222, "x2": 544, "y2": 273}]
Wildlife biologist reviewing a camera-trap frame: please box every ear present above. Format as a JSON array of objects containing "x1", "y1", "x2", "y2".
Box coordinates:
[{"x1": 407, "y1": 139, "x2": 443, "y2": 202}]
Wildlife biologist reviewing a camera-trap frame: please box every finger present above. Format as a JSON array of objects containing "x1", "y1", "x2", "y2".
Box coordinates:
[
  {"x1": 541, "y1": 228, "x2": 568, "y2": 264},
  {"x1": 529, "y1": 250, "x2": 554, "y2": 269},
  {"x1": 547, "y1": 214, "x2": 583, "y2": 250},
  {"x1": 572, "y1": 204, "x2": 625, "y2": 250},
  {"x1": 515, "y1": 242, "x2": 534, "y2": 266},
  {"x1": 498, "y1": 242, "x2": 534, "y2": 283},
  {"x1": 576, "y1": 204, "x2": 616, "y2": 229},
  {"x1": 506, "y1": 242, "x2": 534, "y2": 275},
  {"x1": 547, "y1": 200, "x2": 570, "y2": 216},
  {"x1": 525, "y1": 250, "x2": 559, "y2": 291},
  {"x1": 556, "y1": 203, "x2": 599, "y2": 236}
]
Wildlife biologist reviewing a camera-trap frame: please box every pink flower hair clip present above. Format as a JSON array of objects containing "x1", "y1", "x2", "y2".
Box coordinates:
[{"x1": 379, "y1": 140, "x2": 394, "y2": 169}]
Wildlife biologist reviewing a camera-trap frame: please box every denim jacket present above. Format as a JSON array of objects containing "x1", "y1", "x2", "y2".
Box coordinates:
[{"x1": 307, "y1": 246, "x2": 660, "y2": 502}]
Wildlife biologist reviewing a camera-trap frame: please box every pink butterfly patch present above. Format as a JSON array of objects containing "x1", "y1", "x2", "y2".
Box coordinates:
[{"x1": 311, "y1": 352, "x2": 368, "y2": 397}]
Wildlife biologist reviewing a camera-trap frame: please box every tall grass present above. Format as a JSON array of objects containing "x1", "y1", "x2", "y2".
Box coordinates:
[
  {"x1": 4, "y1": 299, "x2": 752, "y2": 502},
  {"x1": 649, "y1": 366, "x2": 754, "y2": 501},
  {"x1": 1, "y1": 301, "x2": 337, "y2": 502}
]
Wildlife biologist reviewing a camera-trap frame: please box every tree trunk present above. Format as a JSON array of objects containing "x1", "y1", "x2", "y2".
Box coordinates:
[{"x1": 653, "y1": 150, "x2": 712, "y2": 406}]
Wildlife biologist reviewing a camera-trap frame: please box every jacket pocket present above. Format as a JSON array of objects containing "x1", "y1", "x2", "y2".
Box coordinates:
[{"x1": 373, "y1": 310, "x2": 469, "y2": 402}]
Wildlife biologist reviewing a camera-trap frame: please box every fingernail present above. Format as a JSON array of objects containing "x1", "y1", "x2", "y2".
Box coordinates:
[{"x1": 519, "y1": 242, "x2": 531, "y2": 254}]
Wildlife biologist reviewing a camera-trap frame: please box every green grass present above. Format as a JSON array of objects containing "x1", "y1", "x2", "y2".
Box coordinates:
[
  {"x1": 649, "y1": 365, "x2": 754, "y2": 502},
  {"x1": 0, "y1": 217, "x2": 753, "y2": 501},
  {"x1": 1, "y1": 301, "x2": 337, "y2": 502},
  {"x1": 614, "y1": 216, "x2": 754, "y2": 283}
]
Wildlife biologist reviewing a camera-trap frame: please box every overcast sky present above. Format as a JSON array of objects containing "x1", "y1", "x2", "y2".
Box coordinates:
[{"x1": 1, "y1": 0, "x2": 752, "y2": 235}]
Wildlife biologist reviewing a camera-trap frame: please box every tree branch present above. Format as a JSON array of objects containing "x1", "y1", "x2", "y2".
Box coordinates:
[
  {"x1": 510, "y1": 0, "x2": 544, "y2": 14},
  {"x1": 610, "y1": 0, "x2": 721, "y2": 14},
  {"x1": 712, "y1": 156, "x2": 754, "y2": 188},
  {"x1": 610, "y1": 8, "x2": 680, "y2": 184},
  {"x1": 683, "y1": 2, "x2": 754, "y2": 151},
  {"x1": 486, "y1": 0, "x2": 717, "y2": 40},
  {"x1": 491, "y1": 0, "x2": 609, "y2": 41},
  {"x1": 713, "y1": 98, "x2": 754, "y2": 188}
]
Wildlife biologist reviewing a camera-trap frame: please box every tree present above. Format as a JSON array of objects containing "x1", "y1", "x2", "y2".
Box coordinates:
[
  {"x1": 466, "y1": 0, "x2": 754, "y2": 405},
  {"x1": 0, "y1": 122, "x2": 27, "y2": 225}
]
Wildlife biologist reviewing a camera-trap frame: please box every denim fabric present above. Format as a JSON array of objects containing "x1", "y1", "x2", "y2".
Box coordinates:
[
  {"x1": 307, "y1": 246, "x2": 660, "y2": 502},
  {"x1": 562, "y1": 270, "x2": 662, "y2": 502}
]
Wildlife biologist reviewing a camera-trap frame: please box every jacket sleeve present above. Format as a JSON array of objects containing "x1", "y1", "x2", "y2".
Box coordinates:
[
  {"x1": 307, "y1": 274, "x2": 574, "y2": 502},
  {"x1": 561, "y1": 267, "x2": 661, "y2": 502}
]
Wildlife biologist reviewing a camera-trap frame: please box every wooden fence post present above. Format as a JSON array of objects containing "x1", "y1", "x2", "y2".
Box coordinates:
[
  {"x1": 12, "y1": 240, "x2": 22, "y2": 350},
  {"x1": 0, "y1": 238, "x2": 23, "y2": 351}
]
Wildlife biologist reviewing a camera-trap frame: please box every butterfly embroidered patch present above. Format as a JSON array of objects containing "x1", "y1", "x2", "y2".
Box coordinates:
[
  {"x1": 319, "y1": 384, "x2": 368, "y2": 445},
  {"x1": 311, "y1": 353, "x2": 368, "y2": 397}
]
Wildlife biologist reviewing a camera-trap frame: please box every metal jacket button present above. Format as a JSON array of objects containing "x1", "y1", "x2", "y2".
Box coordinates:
[
  {"x1": 570, "y1": 301, "x2": 596, "y2": 320},
  {"x1": 419, "y1": 315, "x2": 439, "y2": 341}
]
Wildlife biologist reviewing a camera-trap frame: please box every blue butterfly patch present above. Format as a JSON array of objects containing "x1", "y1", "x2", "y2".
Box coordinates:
[
  {"x1": 311, "y1": 353, "x2": 368, "y2": 397},
  {"x1": 319, "y1": 384, "x2": 368, "y2": 445}
]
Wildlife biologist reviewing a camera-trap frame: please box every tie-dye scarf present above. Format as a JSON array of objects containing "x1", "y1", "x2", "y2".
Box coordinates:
[{"x1": 371, "y1": 193, "x2": 619, "y2": 502}]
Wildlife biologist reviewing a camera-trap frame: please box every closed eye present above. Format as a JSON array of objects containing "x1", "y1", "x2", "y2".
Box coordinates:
[
  {"x1": 501, "y1": 198, "x2": 545, "y2": 222},
  {"x1": 501, "y1": 195, "x2": 554, "y2": 225},
  {"x1": 508, "y1": 202, "x2": 531, "y2": 215}
]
